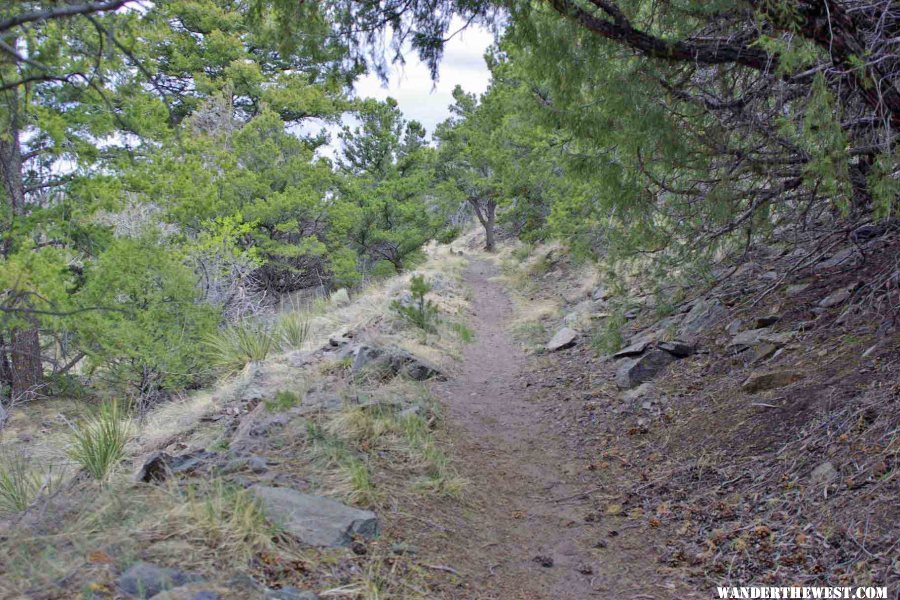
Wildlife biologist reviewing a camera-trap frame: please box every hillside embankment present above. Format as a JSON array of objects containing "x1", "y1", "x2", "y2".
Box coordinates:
[{"x1": 1, "y1": 225, "x2": 897, "y2": 599}]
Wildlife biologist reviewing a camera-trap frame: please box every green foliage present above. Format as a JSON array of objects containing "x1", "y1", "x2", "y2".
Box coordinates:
[
  {"x1": 391, "y1": 275, "x2": 440, "y2": 333},
  {"x1": 276, "y1": 312, "x2": 311, "y2": 350},
  {"x1": 204, "y1": 323, "x2": 276, "y2": 374},
  {"x1": 591, "y1": 312, "x2": 627, "y2": 355},
  {"x1": 449, "y1": 322, "x2": 475, "y2": 343},
  {"x1": 265, "y1": 389, "x2": 303, "y2": 412},
  {"x1": 0, "y1": 453, "x2": 42, "y2": 513},
  {"x1": 76, "y1": 236, "x2": 219, "y2": 398},
  {"x1": 68, "y1": 401, "x2": 131, "y2": 482},
  {"x1": 183, "y1": 480, "x2": 274, "y2": 559}
]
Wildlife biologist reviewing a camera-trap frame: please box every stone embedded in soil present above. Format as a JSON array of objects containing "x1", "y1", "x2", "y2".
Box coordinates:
[
  {"x1": 621, "y1": 382, "x2": 657, "y2": 403},
  {"x1": 248, "y1": 455, "x2": 268, "y2": 474},
  {"x1": 350, "y1": 345, "x2": 443, "y2": 381},
  {"x1": 741, "y1": 370, "x2": 804, "y2": 393},
  {"x1": 117, "y1": 562, "x2": 201, "y2": 598},
  {"x1": 657, "y1": 340, "x2": 694, "y2": 358},
  {"x1": 785, "y1": 283, "x2": 810, "y2": 296},
  {"x1": 728, "y1": 327, "x2": 795, "y2": 351},
  {"x1": 592, "y1": 286, "x2": 609, "y2": 302},
  {"x1": 546, "y1": 327, "x2": 578, "y2": 351},
  {"x1": 750, "y1": 343, "x2": 780, "y2": 363},
  {"x1": 250, "y1": 486, "x2": 379, "y2": 548},
  {"x1": 533, "y1": 555, "x2": 554, "y2": 568},
  {"x1": 150, "y1": 588, "x2": 221, "y2": 600},
  {"x1": 753, "y1": 315, "x2": 780, "y2": 329},
  {"x1": 679, "y1": 298, "x2": 727, "y2": 339},
  {"x1": 133, "y1": 449, "x2": 218, "y2": 483},
  {"x1": 612, "y1": 335, "x2": 654, "y2": 358},
  {"x1": 725, "y1": 319, "x2": 744, "y2": 335},
  {"x1": 615, "y1": 350, "x2": 677, "y2": 389},
  {"x1": 133, "y1": 451, "x2": 172, "y2": 483},
  {"x1": 818, "y1": 284, "x2": 857, "y2": 308},
  {"x1": 816, "y1": 247, "x2": 859, "y2": 271}
]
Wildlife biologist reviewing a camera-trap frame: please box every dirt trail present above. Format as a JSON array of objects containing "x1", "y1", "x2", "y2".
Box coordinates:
[{"x1": 432, "y1": 260, "x2": 599, "y2": 599}]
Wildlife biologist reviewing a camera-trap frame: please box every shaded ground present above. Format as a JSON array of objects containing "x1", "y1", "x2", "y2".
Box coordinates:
[{"x1": 427, "y1": 260, "x2": 702, "y2": 599}]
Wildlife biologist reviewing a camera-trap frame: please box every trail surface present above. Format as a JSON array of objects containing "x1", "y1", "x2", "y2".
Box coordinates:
[
  {"x1": 432, "y1": 260, "x2": 597, "y2": 599},
  {"x1": 430, "y1": 258, "x2": 705, "y2": 599}
]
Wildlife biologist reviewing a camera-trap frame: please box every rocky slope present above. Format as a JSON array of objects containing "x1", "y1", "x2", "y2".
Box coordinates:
[{"x1": 504, "y1": 222, "x2": 899, "y2": 593}]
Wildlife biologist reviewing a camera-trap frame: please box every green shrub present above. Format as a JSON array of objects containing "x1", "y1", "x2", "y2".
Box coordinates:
[
  {"x1": 0, "y1": 452, "x2": 41, "y2": 513},
  {"x1": 183, "y1": 480, "x2": 273, "y2": 559},
  {"x1": 68, "y1": 401, "x2": 131, "y2": 482},
  {"x1": 449, "y1": 322, "x2": 475, "y2": 343},
  {"x1": 339, "y1": 457, "x2": 377, "y2": 504},
  {"x1": 435, "y1": 226, "x2": 462, "y2": 244},
  {"x1": 391, "y1": 274, "x2": 439, "y2": 333},
  {"x1": 204, "y1": 322, "x2": 275, "y2": 373},
  {"x1": 75, "y1": 235, "x2": 218, "y2": 398},
  {"x1": 264, "y1": 389, "x2": 302, "y2": 413},
  {"x1": 276, "y1": 312, "x2": 310, "y2": 350},
  {"x1": 591, "y1": 311, "x2": 627, "y2": 355},
  {"x1": 511, "y1": 242, "x2": 534, "y2": 263}
]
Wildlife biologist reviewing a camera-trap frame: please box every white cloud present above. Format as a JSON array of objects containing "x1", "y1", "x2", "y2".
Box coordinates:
[
  {"x1": 354, "y1": 21, "x2": 493, "y2": 135},
  {"x1": 301, "y1": 21, "x2": 493, "y2": 159}
]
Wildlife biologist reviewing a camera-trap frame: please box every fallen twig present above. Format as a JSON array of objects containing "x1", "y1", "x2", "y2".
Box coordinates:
[{"x1": 424, "y1": 564, "x2": 460, "y2": 576}]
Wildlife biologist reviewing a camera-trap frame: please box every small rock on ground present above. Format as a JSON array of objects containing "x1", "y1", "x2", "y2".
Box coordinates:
[
  {"x1": 546, "y1": 327, "x2": 578, "y2": 351},
  {"x1": 117, "y1": 562, "x2": 201, "y2": 598},
  {"x1": 250, "y1": 486, "x2": 379, "y2": 547},
  {"x1": 741, "y1": 370, "x2": 804, "y2": 393},
  {"x1": 615, "y1": 350, "x2": 676, "y2": 389}
]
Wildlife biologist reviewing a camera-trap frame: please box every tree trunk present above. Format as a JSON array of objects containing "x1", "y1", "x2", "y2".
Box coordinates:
[
  {"x1": 469, "y1": 198, "x2": 497, "y2": 252},
  {"x1": 484, "y1": 203, "x2": 496, "y2": 252},
  {"x1": 0, "y1": 77, "x2": 44, "y2": 400},
  {"x1": 9, "y1": 328, "x2": 42, "y2": 399}
]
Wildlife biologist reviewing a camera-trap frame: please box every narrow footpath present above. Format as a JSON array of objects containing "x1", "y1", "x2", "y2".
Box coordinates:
[
  {"x1": 430, "y1": 258, "x2": 705, "y2": 599},
  {"x1": 432, "y1": 259, "x2": 597, "y2": 599}
]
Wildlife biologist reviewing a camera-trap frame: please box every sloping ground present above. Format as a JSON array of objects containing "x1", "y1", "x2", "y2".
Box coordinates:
[
  {"x1": 0, "y1": 244, "x2": 483, "y2": 599},
  {"x1": 2, "y1": 227, "x2": 896, "y2": 599},
  {"x1": 488, "y1": 225, "x2": 899, "y2": 595}
]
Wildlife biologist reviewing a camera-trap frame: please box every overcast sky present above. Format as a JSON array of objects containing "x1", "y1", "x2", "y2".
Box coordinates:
[{"x1": 353, "y1": 23, "x2": 494, "y2": 135}]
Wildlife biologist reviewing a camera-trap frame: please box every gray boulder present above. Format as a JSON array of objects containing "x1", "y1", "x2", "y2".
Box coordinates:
[
  {"x1": 117, "y1": 562, "x2": 201, "y2": 598},
  {"x1": 133, "y1": 451, "x2": 172, "y2": 483},
  {"x1": 133, "y1": 449, "x2": 218, "y2": 483},
  {"x1": 816, "y1": 247, "x2": 859, "y2": 271},
  {"x1": 615, "y1": 350, "x2": 676, "y2": 389},
  {"x1": 819, "y1": 284, "x2": 857, "y2": 308},
  {"x1": 679, "y1": 298, "x2": 727, "y2": 339},
  {"x1": 657, "y1": 340, "x2": 694, "y2": 358},
  {"x1": 725, "y1": 319, "x2": 743, "y2": 335},
  {"x1": 251, "y1": 486, "x2": 379, "y2": 547},
  {"x1": 728, "y1": 327, "x2": 795, "y2": 351},
  {"x1": 350, "y1": 346, "x2": 443, "y2": 381},
  {"x1": 546, "y1": 327, "x2": 578, "y2": 351},
  {"x1": 388, "y1": 350, "x2": 443, "y2": 381},
  {"x1": 612, "y1": 335, "x2": 654, "y2": 358}
]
